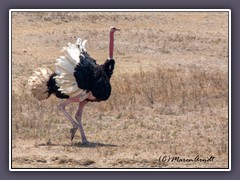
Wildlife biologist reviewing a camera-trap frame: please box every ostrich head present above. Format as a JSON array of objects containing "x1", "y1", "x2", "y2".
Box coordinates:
[
  {"x1": 109, "y1": 26, "x2": 120, "y2": 60},
  {"x1": 110, "y1": 26, "x2": 120, "y2": 33}
]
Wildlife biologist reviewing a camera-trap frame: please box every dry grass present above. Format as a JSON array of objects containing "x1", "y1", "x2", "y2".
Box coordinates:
[{"x1": 11, "y1": 11, "x2": 229, "y2": 169}]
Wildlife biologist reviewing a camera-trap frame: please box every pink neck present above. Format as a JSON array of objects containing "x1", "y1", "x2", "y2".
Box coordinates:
[{"x1": 109, "y1": 31, "x2": 114, "y2": 59}]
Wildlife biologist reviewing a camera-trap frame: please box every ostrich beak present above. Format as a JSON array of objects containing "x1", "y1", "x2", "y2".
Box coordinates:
[{"x1": 116, "y1": 28, "x2": 121, "y2": 31}]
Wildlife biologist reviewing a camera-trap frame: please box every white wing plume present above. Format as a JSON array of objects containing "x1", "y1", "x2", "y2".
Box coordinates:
[{"x1": 54, "y1": 38, "x2": 87, "y2": 97}]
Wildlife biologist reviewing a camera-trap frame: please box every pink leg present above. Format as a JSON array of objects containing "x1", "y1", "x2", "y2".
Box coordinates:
[
  {"x1": 75, "y1": 100, "x2": 88, "y2": 144},
  {"x1": 58, "y1": 95, "x2": 80, "y2": 140}
]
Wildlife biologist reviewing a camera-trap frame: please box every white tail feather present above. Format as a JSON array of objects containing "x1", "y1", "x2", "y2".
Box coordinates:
[{"x1": 28, "y1": 67, "x2": 53, "y2": 100}]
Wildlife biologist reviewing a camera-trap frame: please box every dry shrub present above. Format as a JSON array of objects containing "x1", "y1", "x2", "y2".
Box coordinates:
[
  {"x1": 104, "y1": 65, "x2": 228, "y2": 115},
  {"x1": 12, "y1": 92, "x2": 68, "y2": 140}
]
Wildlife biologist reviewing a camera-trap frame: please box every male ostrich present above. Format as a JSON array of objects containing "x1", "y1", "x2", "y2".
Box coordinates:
[{"x1": 28, "y1": 26, "x2": 120, "y2": 144}]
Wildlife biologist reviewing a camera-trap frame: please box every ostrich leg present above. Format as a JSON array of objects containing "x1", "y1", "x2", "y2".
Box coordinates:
[
  {"x1": 75, "y1": 100, "x2": 88, "y2": 144},
  {"x1": 58, "y1": 95, "x2": 81, "y2": 140}
]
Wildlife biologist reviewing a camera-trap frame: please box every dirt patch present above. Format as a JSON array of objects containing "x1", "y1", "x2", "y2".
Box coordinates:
[
  {"x1": 112, "y1": 158, "x2": 168, "y2": 168},
  {"x1": 13, "y1": 155, "x2": 95, "y2": 168}
]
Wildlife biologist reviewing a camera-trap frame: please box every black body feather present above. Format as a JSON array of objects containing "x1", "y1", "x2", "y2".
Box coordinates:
[
  {"x1": 74, "y1": 55, "x2": 115, "y2": 101},
  {"x1": 47, "y1": 73, "x2": 69, "y2": 99},
  {"x1": 101, "y1": 59, "x2": 115, "y2": 79},
  {"x1": 73, "y1": 55, "x2": 96, "y2": 91}
]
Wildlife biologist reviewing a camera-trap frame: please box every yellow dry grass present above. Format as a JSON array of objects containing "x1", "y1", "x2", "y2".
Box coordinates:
[{"x1": 11, "y1": 11, "x2": 229, "y2": 168}]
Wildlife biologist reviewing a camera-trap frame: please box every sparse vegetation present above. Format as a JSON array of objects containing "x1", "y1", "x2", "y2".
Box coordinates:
[{"x1": 11, "y1": 11, "x2": 229, "y2": 168}]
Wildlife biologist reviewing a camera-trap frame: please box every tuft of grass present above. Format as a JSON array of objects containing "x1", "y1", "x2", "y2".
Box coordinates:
[{"x1": 100, "y1": 66, "x2": 228, "y2": 115}]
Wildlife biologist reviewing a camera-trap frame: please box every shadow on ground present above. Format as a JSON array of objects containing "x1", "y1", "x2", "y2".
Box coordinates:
[{"x1": 38, "y1": 141, "x2": 119, "y2": 148}]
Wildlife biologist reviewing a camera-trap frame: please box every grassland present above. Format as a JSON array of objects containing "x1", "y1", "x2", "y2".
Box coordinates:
[{"x1": 11, "y1": 11, "x2": 229, "y2": 168}]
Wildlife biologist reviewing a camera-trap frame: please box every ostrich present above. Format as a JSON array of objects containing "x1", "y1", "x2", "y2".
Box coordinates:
[{"x1": 28, "y1": 26, "x2": 120, "y2": 144}]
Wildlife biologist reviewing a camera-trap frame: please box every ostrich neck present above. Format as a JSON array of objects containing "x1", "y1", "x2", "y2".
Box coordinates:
[{"x1": 109, "y1": 31, "x2": 114, "y2": 59}]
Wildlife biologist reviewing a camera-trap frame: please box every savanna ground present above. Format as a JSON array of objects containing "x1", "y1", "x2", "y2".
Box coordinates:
[{"x1": 11, "y1": 11, "x2": 229, "y2": 169}]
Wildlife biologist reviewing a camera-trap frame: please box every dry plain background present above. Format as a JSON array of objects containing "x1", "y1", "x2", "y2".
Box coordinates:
[{"x1": 11, "y1": 11, "x2": 229, "y2": 168}]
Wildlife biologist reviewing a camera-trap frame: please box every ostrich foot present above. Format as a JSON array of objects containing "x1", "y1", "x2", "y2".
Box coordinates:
[
  {"x1": 70, "y1": 127, "x2": 78, "y2": 141},
  {"x1": 82, "y1": 138, "x2": 89, "y2": 145}
]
